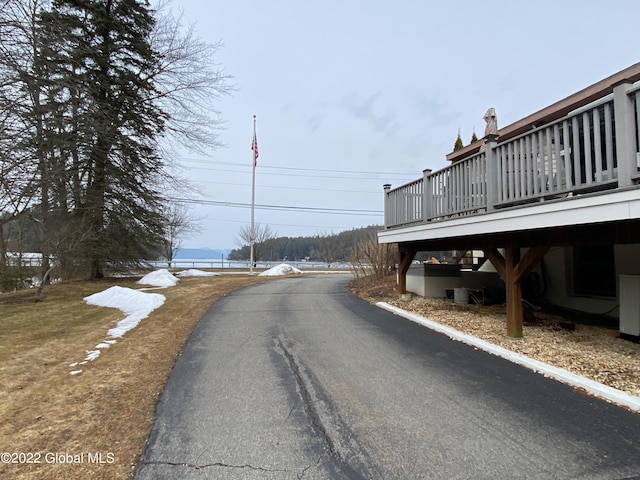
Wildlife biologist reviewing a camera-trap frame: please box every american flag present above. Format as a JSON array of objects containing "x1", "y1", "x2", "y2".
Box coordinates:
[{"x1": 251, "y1": 130, "x2": 259, "y2": 167}]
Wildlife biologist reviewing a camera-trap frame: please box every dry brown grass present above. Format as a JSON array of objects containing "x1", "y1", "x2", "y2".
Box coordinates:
[{"x1": 0, "y1": 273, "x2": 269, "y2": 480}]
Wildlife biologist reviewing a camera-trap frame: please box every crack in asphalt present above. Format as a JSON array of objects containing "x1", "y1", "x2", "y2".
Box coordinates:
[
  {"x1": 297, "y1": 455, "x2": 324, "y2": 479},
  {"x1": 144, "y1": 458, "x2": 325, "y2": 479},
  {"x1": 143, "y1": 459, "x2": 290, "y2": 473},
  {"x1": 276, "y1": 337, "x2": 339, "y2": 458},
  {"x1": 275, "y1": 336, "x2": 370, "y2": 480}
]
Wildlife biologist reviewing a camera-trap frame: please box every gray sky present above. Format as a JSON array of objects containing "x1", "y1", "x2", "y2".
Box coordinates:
[{"x1": 168, "y1": 0, "x2": 640, "y2": 249}]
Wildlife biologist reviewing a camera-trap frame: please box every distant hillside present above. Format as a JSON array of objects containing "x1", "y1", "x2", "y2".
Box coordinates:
[
  {"x1": 229, "y1": 225, "x2": 383, "y2": 262},
  {"x1": 174, "y1": 248, "x2": 231, "y2": 259}
]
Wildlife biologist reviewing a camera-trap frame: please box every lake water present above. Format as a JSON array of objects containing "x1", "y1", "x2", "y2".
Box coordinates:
[{"x1": 146, "y1": 259, "x2": 352, "y2": 270}]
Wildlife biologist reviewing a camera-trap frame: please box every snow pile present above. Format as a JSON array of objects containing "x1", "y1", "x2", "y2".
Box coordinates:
[
  {"x1": 85, "y1": 286, "x2": 166, "y2": 338},
  {"x1": 69, "y1": 286, "x2": 165, "y2": 375},
  {"x1": 259, "y1": 263, "x2": 303, "y2": 276},
  {"x1": 176, "y1": 269, "x2": 221, "y2": 277},
  {"x1": 138, "y1": 269, "x2": 178, "y2": 287}
]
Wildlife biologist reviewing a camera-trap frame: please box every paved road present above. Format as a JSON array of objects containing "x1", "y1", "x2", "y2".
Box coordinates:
[{"x1": 135, "y1": 274, "x2": 640, "y2": 479}]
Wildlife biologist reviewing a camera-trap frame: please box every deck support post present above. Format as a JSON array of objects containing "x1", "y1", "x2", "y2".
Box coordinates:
[
  {"x1": 486, "y1": 246, "x2": 550, "y2": 338},
  {"x1": 397, "y1": 246, "x2": 417, "y2": 294}
]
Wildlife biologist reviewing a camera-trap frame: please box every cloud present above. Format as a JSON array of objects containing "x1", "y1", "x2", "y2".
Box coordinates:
[
  {"x1": 307, "y1": 111, "x2": 324, "y2": 133},
  {"x1": 414, "y1": 93, "x2": 460, "y2": 127},
  {"x1": 341, "y1": 93, "x2": 396, "y2": 134}
]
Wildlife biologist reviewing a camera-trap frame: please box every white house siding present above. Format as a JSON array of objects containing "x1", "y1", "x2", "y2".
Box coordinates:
[
  {"x1": 521, "y1": 245, "x2": 640, "y2": 318},
  {"x1": 409, "y1": 245, "x2": 640, "y2": 319}
]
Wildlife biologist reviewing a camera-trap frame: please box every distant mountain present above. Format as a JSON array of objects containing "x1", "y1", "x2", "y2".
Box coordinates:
[{"x1": 174, "y1": 247, "x2": 232, "y2": 259}]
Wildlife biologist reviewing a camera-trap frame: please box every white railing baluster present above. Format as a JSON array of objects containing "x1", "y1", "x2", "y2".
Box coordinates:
[
  {"x1": 498, "y1": 146, "x2": 505, "y2": 201},
  {"x1": 514, "y1": 141, "x2": 521, "y2": 199},
  {"x1": 553, "y1": 124, "x2": 562, "y2": 192},
  {"x1": 593, "y1": 107, "x2": 603, "y2": 183},
  {"x1": 517, "y1": 138, "x2": 525, "y2": 199},
  {"x1": 562, "y1": 120, "x2": 573, "y2": 189},
  {"x1": 583, "y1": 112, "x2": 593, "y2": 185},
  {"x1": 532, "y1": 132, "x2": 540, "y2": 195},
  {"x1": 572, "y1": 116, "x2": 582, "y2": 187},
  {"x1": 507, "y1": 143, "x2": 514, "y2": 200},
  {"x1": 604, "y1": 102, "x2": 614, "y2": 180},
  {"x1": 468, "y1": 159, "x2": 474, "y2": 211},
  {"x1": 543, "y1": 128, "x2": 552, "y2": 193},
  {"x1": 524, "y1": 136, "x2": 538, "y2": 197}
]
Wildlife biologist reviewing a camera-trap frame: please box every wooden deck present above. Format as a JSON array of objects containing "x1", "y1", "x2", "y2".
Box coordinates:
[
  {"x1": 382, "y1": 66, "x2": 640, "y2": 232},
  {"x1": 378, "y1": 64, "x2": 640, "y2": 338}
]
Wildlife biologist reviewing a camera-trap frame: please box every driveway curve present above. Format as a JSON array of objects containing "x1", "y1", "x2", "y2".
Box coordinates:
[{"x1": 135, "y1": 274, "x2": 640, "y2": 479}]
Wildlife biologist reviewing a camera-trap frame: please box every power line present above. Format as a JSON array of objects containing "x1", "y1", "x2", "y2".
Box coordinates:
[
  {"x1": 179, "y1": 165, "x2": 408, "y2": 181},
  {"x1": 170, "y1": 197, "x2": 383, "y2": 217},
  {"x1": 178, "y1": 157, "x2": 417, "y2": 180},
  {"x1": 203, "y1": 216, "x2": 374, "y2": 230},
  {"x1": 191, "y1": 179, "x2": 380, "y2": 195}
]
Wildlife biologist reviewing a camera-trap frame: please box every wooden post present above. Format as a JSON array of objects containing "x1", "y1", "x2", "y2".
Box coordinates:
[
  {"x1": 484, "y1": 134, "x2": 499, "y2": 212},
  {"x1": 613, "y1": 82, "x2": 637, "y2": 187},
  {"x1": 487, "y1": 246, "x2": 550, "y2": 338},
  {"x1": 422, "y1": 169, "x2": 432, "y2": 222},
  {"x1": 397, "y1": 246, "x2": 417, "y2": 294},
  {"x1": 383, "y1": 184, "x2": 392, "y2": 227},
  {"x1": 504, "y1": 246, "x2": 523, "y2": 337}
]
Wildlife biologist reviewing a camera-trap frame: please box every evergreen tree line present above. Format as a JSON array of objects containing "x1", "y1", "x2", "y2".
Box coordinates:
[
  {"x1": 229, "y1": 226, "x2": 384, "y2": 264},
  {"x1": 0, "y1": 0, "x2": 230, "y2": 281}
]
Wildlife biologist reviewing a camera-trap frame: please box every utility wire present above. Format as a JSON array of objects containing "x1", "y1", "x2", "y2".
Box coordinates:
[
  {"x1": 170, "y1": 197, "x2": 383, "y2": 216},
  {"x1": 191, "y1": 179, "x2": 379, "y2": 194},
  {"x1": 178, "y1": 157, "x2": 417, "y2": 180},
  {"x1": 179, "y1": 165, "x2": 409, "y2": 181},
  {"x1": 204, "y1": 216, "x2": 373, "y2": 230}
]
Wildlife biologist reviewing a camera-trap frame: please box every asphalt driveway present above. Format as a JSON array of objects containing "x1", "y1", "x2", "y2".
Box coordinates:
[{"x1": 135, "y1": 274, "x2": 640, "y2": 479}]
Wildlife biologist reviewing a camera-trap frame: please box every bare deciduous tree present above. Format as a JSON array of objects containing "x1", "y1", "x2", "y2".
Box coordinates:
[
  {"x1": 0, "y1": 0, "x2": 47, "y2": 279},
  {"x1": 150, "y1": 1, "x2": 234, "y2": 158},
  {"x1": 235, "y1": 223, "x2": 276, "y2": 262},
  {"x1": 349, "y1": 233, "x2": 397, "y2": 281},
  {"x1": 161, "y1": 203, "x2": 202, "y2": 267}
]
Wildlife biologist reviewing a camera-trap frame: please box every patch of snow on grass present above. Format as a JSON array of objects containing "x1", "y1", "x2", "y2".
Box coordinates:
[
  {"x1": 137, "y1": 269, "x2": 178, "y2": 287},
  {"x1": 70, "y1": 286, "x2": 166, "y2": 375},
  {"x1": 84, "y1": 286, "x2": 165, "y2": 338},
  {"x1": 85, "y1": 350, "x2": 101, "y2": 361},
  {"x1": 259, "y1": 263, "x2": 303, "y2": 276},
  {"x1": 176, "y1": 269, "x2": 221, "y2": 277}
]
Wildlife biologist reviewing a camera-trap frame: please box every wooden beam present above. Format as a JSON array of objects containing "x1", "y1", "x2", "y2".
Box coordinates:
[
  {"x1": 504, "y1": 246, "x2": 523, "y2": 338},
  {"x1": 486, "y1": 246, "x2": 550, "y2": 338},
  {"x1": 513, "y1": 246, "x2": 550, "y2": 284},
  {"x1": 397, "y1": 246, "x2": 417, "y2": 294},
  {"x1": 485, "y1": 248, "x2": 506, "y2": 278}
]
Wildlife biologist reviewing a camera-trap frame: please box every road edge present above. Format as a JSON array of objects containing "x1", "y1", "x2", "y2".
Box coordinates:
[{"x1": 376, "y1": 301, "x2": 640, "y2": 414}]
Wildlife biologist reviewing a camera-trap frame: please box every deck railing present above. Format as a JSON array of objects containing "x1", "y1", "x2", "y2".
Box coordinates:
[{"x1": 384, "y1": 82, "x2": 640, "y2": 228}]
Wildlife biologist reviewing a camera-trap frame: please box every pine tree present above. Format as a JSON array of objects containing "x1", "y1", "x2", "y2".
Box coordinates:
[
  {"x1": 39, "y1": 0, "x2": 167, "y2": 278},
  {"x1": 471, "y1": 130, "x2": 479, "y2": 143},
  {"x1": 453, "y1": 129, "x2": 464, "y2": 151}
]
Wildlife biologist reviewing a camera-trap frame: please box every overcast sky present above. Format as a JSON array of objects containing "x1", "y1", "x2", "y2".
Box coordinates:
[{"x1": 165, "y1": 0, "x2": 640, "y2": 250}]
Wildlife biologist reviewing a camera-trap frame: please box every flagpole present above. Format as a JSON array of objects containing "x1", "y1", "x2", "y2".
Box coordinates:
[{"x1": 250, "y1": 115, "x2": 257, "y2": 274}]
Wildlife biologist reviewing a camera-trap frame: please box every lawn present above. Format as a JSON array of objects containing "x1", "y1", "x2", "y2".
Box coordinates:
[{"x1": 0, "y1": 273, "x2": 268, "y2": 480}]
